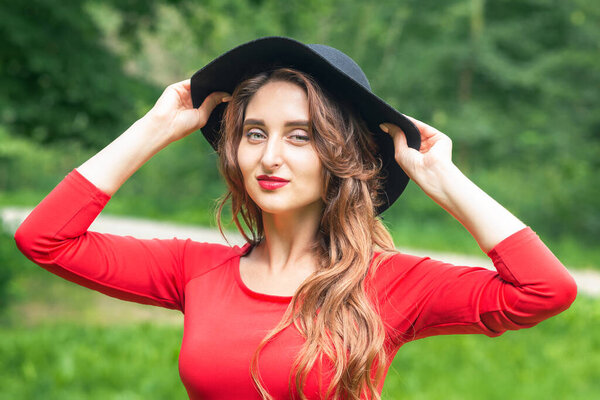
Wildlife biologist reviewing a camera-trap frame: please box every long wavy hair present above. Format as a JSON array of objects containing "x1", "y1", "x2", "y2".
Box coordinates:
[{"x1": 216, "y1": 67, "x2": 398, "y2": 399}]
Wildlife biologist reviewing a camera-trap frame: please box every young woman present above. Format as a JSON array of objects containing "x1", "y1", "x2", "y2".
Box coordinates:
[{"x1": 14, "y1": 37, "x2": 577, "y2": 400}]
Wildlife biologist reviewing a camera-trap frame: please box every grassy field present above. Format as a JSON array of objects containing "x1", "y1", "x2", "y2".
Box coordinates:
[
  {"x1": 0, "y1": 323, "x2": 187, "y2": 400},
  {"x1": 0, "y1": 257, "x2": 598, "y2": 399},
  {"x1": 383, "y1": 294, "x2": 600, "y2": 399}
]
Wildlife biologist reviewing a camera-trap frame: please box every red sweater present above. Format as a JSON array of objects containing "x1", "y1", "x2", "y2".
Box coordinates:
[{"x1": 14, "y1": 169, "x2": 577, "y2": 399}]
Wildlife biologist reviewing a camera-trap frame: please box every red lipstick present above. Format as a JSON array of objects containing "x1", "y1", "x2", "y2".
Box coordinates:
[{"x1": 257, "y1": 175, "x2": 289, "y2": 190}]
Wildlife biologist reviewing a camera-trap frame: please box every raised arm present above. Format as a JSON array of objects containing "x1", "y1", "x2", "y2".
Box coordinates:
[
  {"x1": 380, "y1": 118, "x2": 525, "y2": 253},
  {"x1": 377, "y1": 118, "x2": 576, "y2": 342},
  {"x1": 13, "y1": 81, "x2": 231, "y2": 310},
  {"x1": 77, "y1": 80, "x2": 230, "y2": 195}
]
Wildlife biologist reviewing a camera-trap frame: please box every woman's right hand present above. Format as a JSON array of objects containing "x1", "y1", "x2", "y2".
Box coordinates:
[
  {"x1": 147, "y1": 79, "x2": 231, "y2": 143},
  {"x1": 76, "y1": 81, "x2": 231, "y2": 196}
]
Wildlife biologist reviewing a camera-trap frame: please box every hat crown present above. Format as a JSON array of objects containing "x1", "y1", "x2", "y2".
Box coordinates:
[{"x1": 307, "y1": 44, "x2": 372, "y2": 91}]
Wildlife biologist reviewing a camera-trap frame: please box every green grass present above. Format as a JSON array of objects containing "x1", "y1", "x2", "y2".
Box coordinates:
[
  {"x1": 383, "y1": 295, "x2": 600, "y2": 399},
  {"x1": 0, "y1": 322, "x2": 187, "y2": 400},
  {"x1": 0, "y1": 244, "x2": 598, "y2": 399},
  {"x1": 0, "y1": 297, "x2": 597, "y2": 399}
]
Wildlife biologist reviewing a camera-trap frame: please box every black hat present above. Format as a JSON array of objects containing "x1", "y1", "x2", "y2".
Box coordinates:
[{"x1": 190, "y1": 36, "x2": 420, "y2": 214}]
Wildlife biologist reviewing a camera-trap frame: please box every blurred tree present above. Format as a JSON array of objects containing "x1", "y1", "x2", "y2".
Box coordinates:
[
  {"x1": 0, "y1": 232, "x2": 27, "y2": 313},
  {"x1": 1, "y1": 0, "x2": 597, "y2": 243},
  {"x1": 0, "y1": 0, "x2": 170, "y2": 147}
]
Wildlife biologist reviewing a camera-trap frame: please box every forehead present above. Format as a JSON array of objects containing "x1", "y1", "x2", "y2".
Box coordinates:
[{"x1": 244, "y1": 81, "x2": 309, "y2": 123}]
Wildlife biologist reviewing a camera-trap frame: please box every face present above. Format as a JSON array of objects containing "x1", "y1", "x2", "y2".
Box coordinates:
[{"x1": 237, "y1": 80, "x2": 325, "y2": 217}]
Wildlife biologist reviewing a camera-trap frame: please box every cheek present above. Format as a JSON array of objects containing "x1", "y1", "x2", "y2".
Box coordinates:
[
  {"x1": 236, "y1": 145, "x2": 252, "y2": 179},
  {"x1": 311, "y1": 151, "x2": 324, "y2": 178},
  {"x1": 302, "y1": 154, "x2": 325, "y2": 193}
]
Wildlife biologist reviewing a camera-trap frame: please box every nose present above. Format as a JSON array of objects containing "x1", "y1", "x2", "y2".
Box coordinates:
[{"x1": 261, "y1": 135, "x2": 284, "y2": 170}]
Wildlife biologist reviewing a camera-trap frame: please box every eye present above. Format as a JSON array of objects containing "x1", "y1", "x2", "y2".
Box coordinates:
[
  {"x1": 288, "y1": 131, "x2": 310, "y2": 143},
  {"x1": 245, "y1": 129, "x2": 266, "y2": 141}
]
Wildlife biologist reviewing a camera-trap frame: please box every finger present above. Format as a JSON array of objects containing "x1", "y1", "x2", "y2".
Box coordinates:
[
  {"x1": 403, "y1": 114, "x2": 426, "y2": 130},
  {"x1": 180, "y1": 79, "x2": 191, "y2": 89},
  {"x1": 201, "y1": 91, "x2": 231, "y2": 109},
  {"x1": 380, "y1": 122, "x2": 410, "y2": 154},
  {"x1": 380, "y1": 123, "x2": 406, "y2": 145},
  {"x1": 168, "y1": 79, "x2": 191, "y2": 91},
  {"x1": 403, "y1": 115, "x2": 441, "y2": 139},
  {"x1": 195, "y1": 91, "x2": 231, "y2": 127},
  {"x1": 214, "y1": 91, "x2": 232, "y2": 104},
  {"x1": 380, "y1": 122, "x2": 420, "y2": 174}
]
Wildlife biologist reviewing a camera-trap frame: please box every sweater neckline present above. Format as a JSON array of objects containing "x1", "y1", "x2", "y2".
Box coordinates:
[{"x1": 234, "y1": 242, "x2": 293, "y2": 303}]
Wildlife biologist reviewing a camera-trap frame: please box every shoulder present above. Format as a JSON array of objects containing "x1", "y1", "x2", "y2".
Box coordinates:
[
  {"x1": 181, "y1": 240, "x2": 252, "y2": 282},
  {"x1": 368, "y1": 250, "x2": 459, "y2": 293},
  {"x1": 371, "y1": 251, "x2": 429, "y2": 278}
]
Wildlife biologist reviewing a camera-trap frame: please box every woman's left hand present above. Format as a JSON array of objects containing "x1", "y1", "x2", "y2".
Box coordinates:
[
  {"x1": 380, "y1": 117, "x2": 454, "y2": 192},
  {"x1": 381, "y1": 117, "x2": 527, "y2": 253}
]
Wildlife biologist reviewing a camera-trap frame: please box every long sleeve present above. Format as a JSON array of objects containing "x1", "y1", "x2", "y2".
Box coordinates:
[
  {"x1": 371, "y1": 228, "x2": 578, "y2": 346},
  {"x1": 13, "y1": 169, "x2": 188, "y2": 312}
]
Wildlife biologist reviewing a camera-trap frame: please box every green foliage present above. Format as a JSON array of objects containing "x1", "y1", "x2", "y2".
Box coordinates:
[
  {"x1": 0, "y1": 231, "x2": 24, "y2": 311},
  {"x1": 94, "y1": 0, "x2": 600, "y2": 244},
  {"x1": 0, "y1": 125, "x2": 90, "y2": 193},
  {"x1": 107, "y1": 131, "x2": 227, "y2": 224},
  {"x1": 0, "y1": 323, "x2": 186, "y2": 399},
  {"x1": 1, "y1": 0, "x2": 598, "y2": 252},
  {"x1": 0, "y1": 0, "x2": 160, "y2": 147}
]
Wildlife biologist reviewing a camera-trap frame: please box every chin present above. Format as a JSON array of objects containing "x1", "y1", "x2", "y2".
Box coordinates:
[
  {"x1": 246, "y1": 187, "x2": 323, "y2": 216},
  {"x1": 258, "y1": 200, "x2": 325, "y2": 217},
  {"x1": 254, "y1": 202, "x2": 291, "y2": 215}
]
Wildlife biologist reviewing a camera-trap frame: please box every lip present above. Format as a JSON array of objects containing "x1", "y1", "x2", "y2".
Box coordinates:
[
  {"x1": 256, "y1": 175, "x2": 289, "y2": 190},
  {"x1": 256, "y1": 175, "x2": 289, "y2": 182}
]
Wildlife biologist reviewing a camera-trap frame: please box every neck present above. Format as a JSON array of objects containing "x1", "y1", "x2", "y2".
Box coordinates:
[{"x1": 256, "y1": 203, "x2": 323, "y2": 276}]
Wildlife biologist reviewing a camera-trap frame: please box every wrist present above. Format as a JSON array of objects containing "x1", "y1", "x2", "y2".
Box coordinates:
[
  {"x1": 137, "y1": 113, "x2": 174, "y2": 149},
  {"x1": 414, "y1": 161, "x2": 463, "y2": 201}
]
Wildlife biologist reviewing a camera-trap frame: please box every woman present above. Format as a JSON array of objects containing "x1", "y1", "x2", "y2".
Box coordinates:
[{"x1": 14, "y1": 37, "x2": 577, "y2": 399}]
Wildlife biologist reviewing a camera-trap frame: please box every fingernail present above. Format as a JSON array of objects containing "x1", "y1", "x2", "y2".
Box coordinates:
[
  {"x1": 379, "y1": 123, "x2": 389, "y2": 133},
  {"x1": 222, "y1": 96, "x2": 232, "y2": 102}
]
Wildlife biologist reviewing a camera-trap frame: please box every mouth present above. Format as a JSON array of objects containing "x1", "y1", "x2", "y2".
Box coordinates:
[{"x1": 256, "y1": 175, "x2": 290, "y2": 190}]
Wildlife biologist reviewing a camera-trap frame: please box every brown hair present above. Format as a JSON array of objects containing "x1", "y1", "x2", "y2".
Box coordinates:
[{"x1": 216, "y1": 68, "x2": 398, "y2": 399}]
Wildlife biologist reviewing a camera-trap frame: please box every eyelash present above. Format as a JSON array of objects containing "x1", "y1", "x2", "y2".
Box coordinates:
[
  {"x1": 246, "y1": 130, "x2": 265, "y2": 140},
  {"x1": 245, "y1": 129, "x2": 310, "y2": 142}
]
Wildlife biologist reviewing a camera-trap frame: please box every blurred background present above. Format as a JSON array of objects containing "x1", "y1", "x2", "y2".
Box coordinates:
[{"x1": 0, "y1": 0, "x2": 598, "y2": 398}]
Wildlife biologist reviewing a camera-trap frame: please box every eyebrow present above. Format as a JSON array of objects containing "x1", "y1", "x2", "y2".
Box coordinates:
[{"x1": 243, "y1": 118, "x2": 310, "y2": 128}]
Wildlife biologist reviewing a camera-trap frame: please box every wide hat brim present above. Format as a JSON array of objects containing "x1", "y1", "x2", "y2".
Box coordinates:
[{"x1": 190, "y1": 36, "x2": 421, "y2": 214}]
